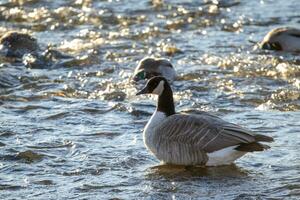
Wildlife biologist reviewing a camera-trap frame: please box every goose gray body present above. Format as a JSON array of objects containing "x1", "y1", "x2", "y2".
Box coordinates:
[
  {"x1": 261, "y1": 27, "x2": 300, "y2": 52},
  {"x1": 137, "y1": 76, "x2": 274, "y2": 166},
  {"x1": 144, "y1": 111, "x2": 272, "y2": 166}
]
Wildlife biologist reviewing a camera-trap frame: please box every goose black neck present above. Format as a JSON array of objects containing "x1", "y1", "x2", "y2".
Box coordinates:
[{"x1": 157, "y1": 83, "x2": 175, "y2": 116}]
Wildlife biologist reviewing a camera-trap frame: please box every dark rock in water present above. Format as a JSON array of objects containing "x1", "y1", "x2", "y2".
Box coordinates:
[
  {"x1": 0, "y1": 32, "x2": 39, "y2": 58},
  {"x1": 43, "y1": 48, "x2": 73, "y2": 60},
  {"x1": 16, "y1": 150, "x2": 43, "y2": 163},
  {"x1": 104, "y1": 91, "x2": 126, "y2": 101},
  {"x1": 22, "y1": 47, "x2": 74, "y2": 68},
  {"x1": 33, "y1": 180, "x2": 55, "y2": 185},
  {"x1": 129, "y1": 109, "x2": 152, "y2": 117},
  {"x1": 22, "y1": 52, "x2": 50, "y2": 68},
  {"x1": 0, "y1": 32, "x2": 74, "y2": 68},
  {"x1": 0, "y1": 184, "x2": 23, "y2": 190}
]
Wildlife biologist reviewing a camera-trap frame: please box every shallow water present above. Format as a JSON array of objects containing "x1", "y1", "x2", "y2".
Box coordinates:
[{"x1": 0, "y1": 0, "x2": 300, "y2": 199}]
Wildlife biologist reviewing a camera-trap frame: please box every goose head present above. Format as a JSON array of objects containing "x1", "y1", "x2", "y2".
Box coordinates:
[
  {"x1": 0, "y1": 32, "x2": 39, "y2": 58},
  {"x1": 260, "y1": 27, "x2": 300, "y2": 52},
  {"x1": 136, "y1": 76, "x2": 175, "y2": 116},
  {"x1": 132, "y1": 57, "x2": 176, "y2": 83},
  {"x1": 136, "y1": 76, "x2": 169, "y2": 96}
]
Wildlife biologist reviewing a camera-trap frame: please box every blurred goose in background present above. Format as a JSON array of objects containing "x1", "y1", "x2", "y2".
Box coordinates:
[
  {"x1": 132, "y1": 57, "x2": 176, "y2": 83},
  {"x1": 260, "y1": 27, "x2": 300, "y2": 52},
  {"x1": 136, "y1": 76, "x2": 274, "y2": 166}
]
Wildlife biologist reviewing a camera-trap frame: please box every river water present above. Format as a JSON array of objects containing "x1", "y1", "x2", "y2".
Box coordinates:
[{"x1": 0, "y1": 0, "x2": 300, "y2": 199}]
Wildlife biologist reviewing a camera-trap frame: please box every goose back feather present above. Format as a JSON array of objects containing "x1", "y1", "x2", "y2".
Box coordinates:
[{"x1": 150, "y1": 113, "x2": 272, "y2": 165}]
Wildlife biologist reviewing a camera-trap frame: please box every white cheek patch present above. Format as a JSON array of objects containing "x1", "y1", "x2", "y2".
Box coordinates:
[{"x1": 152, "y1": 80, "x2": 164, "y2": 95}]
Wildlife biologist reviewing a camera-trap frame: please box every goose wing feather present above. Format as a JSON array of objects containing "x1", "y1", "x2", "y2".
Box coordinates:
[{"x1": 154, "y1": 113, "x2": 258, "y2": 154}]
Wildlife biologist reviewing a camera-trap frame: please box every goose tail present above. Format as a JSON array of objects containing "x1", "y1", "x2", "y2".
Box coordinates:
[
  {"x1": 235, "y1": 142, "x2": 270, "y2": 152},
  {"x1": 254, "y1": 134, "x2": 274, "y2": 142}
]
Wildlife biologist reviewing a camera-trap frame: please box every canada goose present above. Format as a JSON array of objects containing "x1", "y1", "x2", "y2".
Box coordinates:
[
  {"x1": 132, "y1": 57, "x2": 176, "y2": 82},
  {"x1": 260, "y1": 27, "x2": 300, "y2": 52},
  {"x1": 0, "y1": 32, "x2": 39, "y2": 58},
  {"x1": 136, "y1": 76, "x2": 274, "y2": 166}
]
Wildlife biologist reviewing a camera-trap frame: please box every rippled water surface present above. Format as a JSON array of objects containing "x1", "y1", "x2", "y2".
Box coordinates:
[{"x1": 1, "y1": 0, "x2": 300, "y2": 199}]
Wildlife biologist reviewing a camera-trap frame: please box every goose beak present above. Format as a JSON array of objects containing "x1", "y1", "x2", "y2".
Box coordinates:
[
  {"x1": 136, "y1": 86, "x2": 148, "y2": 95},
  {"x1": 261, "y1": 42, "x2": 271, "y2": 50},
  {"x1": 132, "y1": 75, "x2": 139, "y2": 82}
]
